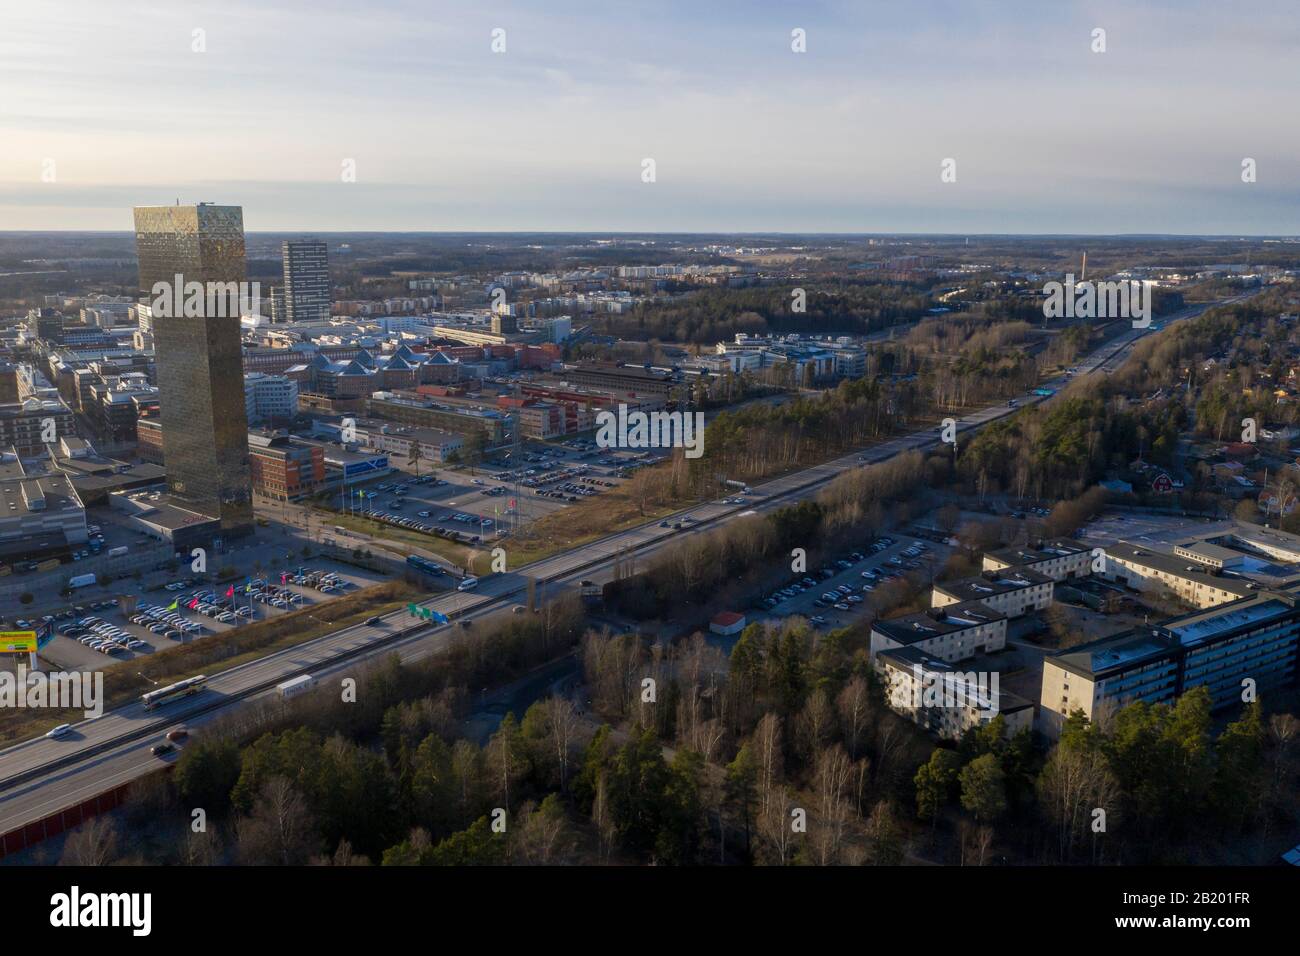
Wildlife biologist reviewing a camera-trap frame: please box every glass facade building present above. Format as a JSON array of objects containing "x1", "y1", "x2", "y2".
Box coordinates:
[{"x1": 133, "y1": 203, "x2": 254, "y2": 536}]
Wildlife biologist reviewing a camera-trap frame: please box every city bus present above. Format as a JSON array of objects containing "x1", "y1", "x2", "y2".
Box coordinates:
[{"x1": 141, "y1": 675, "x2": 208, "y2": 711}]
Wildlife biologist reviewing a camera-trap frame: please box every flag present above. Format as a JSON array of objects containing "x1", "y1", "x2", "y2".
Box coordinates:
[
  {"x1": 166, "y1": 599, "x2": 178, "y2": 611},
  {"x1": 188, "y1": 597, "x2": 199, "y2": 609},
  {"x1": 226, "y1": 585, "x2": 235, "y2": 598},
  {"x1": 281, "y1": 572, "x2": 288, "y2": 584}
]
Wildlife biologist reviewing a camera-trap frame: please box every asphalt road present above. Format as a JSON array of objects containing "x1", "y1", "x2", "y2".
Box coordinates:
[{"x1": 0, "y1": 293, "x2": 1255, "y2": 840}]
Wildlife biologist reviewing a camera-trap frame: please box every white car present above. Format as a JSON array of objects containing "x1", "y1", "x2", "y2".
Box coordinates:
[{"x1": 46, "y1": 724, "x2": 72, "y2": 739}]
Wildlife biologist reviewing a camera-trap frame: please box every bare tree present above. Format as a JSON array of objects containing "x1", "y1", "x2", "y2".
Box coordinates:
[{"x1": 60, "y1": 815, "x2": 119, "y2": 866}]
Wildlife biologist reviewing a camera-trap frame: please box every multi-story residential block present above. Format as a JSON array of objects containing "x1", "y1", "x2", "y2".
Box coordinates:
[
  {"x1": 0, "y1": 398, "x2": 75, "y2": 456},
  {"x1": 982, "y1": 537, "x2": 1092, "y2": 581},
  {"x1": 1101, "y1": 542, "x2": 1256, "y2": 609},
  {"x1": 1040, "y1": 588, "x2": 1300, "y2": 738},
  {"x1": 876, "y1": 646, "x2": 1033, "y2": 741},
  {"x1": 870, "y1": 601, "x2": 1008, "y2": 663},
  {"x1": 932, "y1": 568, "x2": 1054, "y2": 618}
]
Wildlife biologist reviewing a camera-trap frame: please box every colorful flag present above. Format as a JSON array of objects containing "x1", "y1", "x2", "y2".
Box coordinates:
[
  {"x1": 188, "y1": 597, "x2": 199, "y2": 609},
  {"x1": 226, "y1": 584, "x2": 235, "y2": 598},
  {"x1": 166, "y1": 599, "x2": 178, "y2": 611}
]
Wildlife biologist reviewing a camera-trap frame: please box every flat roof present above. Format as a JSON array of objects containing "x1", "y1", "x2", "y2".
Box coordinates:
[
  {"x1": 986, "y1": 538, "x2": 1088, "y2": 566},
  {"x1": 873, "y1": 600, "x2": 1006, "y2": 644},
  {"x1": 1047, "y1": 630, "x2": 1174, "y2": 680},
  {"x1": 1107, "y1": 542, "x2": 1257, "y2": 596},
  {"x1": 934, "y1": 567, "x2": 1053, "y2": 602}
]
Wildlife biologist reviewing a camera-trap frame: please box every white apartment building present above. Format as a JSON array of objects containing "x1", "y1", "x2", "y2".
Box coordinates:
[
  {"x1": 870, "y1": 601, "x2": 1008, "y2": 663},
  {"x1": 932, "y1": 568, "x2": 1054, "y2": 618},
  {"x1": 982, "y1": 537, "x2": 1092, "y2": 582},
  {"x1": 876, "y1": 647, "x2": 1033, "y2": 741},
  {"x1": 1101, "y1": 543, "x2": 1254, "y2": 610}
]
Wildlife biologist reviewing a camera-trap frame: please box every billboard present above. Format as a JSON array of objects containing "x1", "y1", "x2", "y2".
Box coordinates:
[{"x1": 0, "y1": 631, "x2": 38, "y2": 654}]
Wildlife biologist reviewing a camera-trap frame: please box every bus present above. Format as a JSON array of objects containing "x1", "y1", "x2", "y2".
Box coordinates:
[
  {"x1": 141, "y1": 675, "x2": 208, "y2": 711},
  {"x1": 457, "y1": 576, "x2": 478, "y2": 592}
]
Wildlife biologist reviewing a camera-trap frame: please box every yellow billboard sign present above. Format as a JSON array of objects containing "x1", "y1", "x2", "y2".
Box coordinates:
[{"x1": 0, "y1": 631, "x2": 37, "y2": 653}]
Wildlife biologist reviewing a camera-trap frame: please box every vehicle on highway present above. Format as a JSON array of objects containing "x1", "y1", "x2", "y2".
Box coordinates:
[
  {"x1": 457, "y1": 576, "x2": 478, "y2": 592},
  {"x1": 142, "y1": 675, "x2": 208, "y2": 711},
  {"x1": 365, "y1": 616, "x2": 383, "y2": 626},
  {"x1": 45, "y1": 723, "x2": 72, "y2": 739},
  {"x1": 277, "y1": 674, "x2": 316, "y2": 699},
  {"x1": 165, "y1": 728, "x2": 189, "y2": 742},
  {"x1": 150, "y1": 743, "x2": 174, "y2": 757}
]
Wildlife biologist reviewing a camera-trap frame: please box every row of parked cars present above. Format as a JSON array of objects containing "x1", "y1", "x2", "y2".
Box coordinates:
[
  {"x1": 61, "y1": 616, "x2": 148, "y2": 654},
  {"x1": 135, "y1": 603, "x2": 204, "y2": 637},
  {"x1": 369, "y1": 508, "x2": 488, "y2": 545}
]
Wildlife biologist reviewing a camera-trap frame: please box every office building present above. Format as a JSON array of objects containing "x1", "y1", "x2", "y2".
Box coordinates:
[
  {"x1": 282, "y1": 239, "x2": 331, "y2": 323},
  {"x1": 244, "y1": 372, "x2": 299, "y2": 424},
  {"x1": 133, "y1": 203, "x2": 253, "y2": 536}
]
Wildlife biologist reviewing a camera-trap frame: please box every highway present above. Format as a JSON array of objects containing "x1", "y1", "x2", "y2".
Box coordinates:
[{"x1": 0, "y1": 293, "x2": 1254, "y2": 842}]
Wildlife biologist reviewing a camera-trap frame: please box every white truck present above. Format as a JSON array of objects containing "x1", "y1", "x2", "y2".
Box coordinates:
[
  {"x1": 276, "y1": 674, "x2": 316, "y2": 699},
  {"x1": 68, "y1": 572, "x2": 97, "y2": 589}
]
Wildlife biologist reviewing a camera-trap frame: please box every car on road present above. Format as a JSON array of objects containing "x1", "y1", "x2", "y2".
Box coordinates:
[
  {"x1": 46, "y1": 723, "x2": 72, "y2": 739},
  {"x1": 165, "y1": 728, "x2": 189, "y2": 743},
  {"x1": 365, "y1": 616, "x2": 383, "y2": 626},
  {"x1": 150, "y1": 743, "x2": 174, "y2": 757}
]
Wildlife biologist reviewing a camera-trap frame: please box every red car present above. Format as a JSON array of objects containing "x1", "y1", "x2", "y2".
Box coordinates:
[{"x1": 165, "y1": 728, "x2": 189, "y2": 743}]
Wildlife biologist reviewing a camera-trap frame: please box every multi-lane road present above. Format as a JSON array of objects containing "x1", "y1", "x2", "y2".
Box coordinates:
[{"x1": 0, "y1": 293, "x2": 1255, "y2": 844}]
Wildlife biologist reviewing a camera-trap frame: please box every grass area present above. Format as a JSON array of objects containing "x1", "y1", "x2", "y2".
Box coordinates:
[{"x1": 0, "y1": 580, "x2": 423, "y2": 743}]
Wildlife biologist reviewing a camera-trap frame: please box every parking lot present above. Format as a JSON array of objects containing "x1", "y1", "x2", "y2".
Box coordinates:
[
  {"x1": 16, "y1": 558, "x2": 388, "y2": 674},
  {"x1": 335, "y1": 438, "x2": 669, "y2": 546},
  {"x1": 753, "y1": 535, "x2": 947, "y2": 629}
]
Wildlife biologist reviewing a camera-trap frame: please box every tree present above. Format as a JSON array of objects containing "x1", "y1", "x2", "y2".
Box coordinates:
[
  {"x1": 959, "y1": 754, "x2": 1006, "y2": 823},
  {"x1": 724, "y1": 744, "x2": 759, "y2": 858},
  {"x1": 173, "y1": 738, "x2": 242, "y2": 816},
  {"x1": 235, "y1": 775, "x2": 318, "y2": 865},
  {"x1": 914, "y1": 748, "x2": 962, "y2": 821},
  {"x1": 60, "y1": 815, "x2": 119, "y2": 866},
  {"x1": 1037, "y1": 743, "x2": 1120, "y2": 863},
  {"x1": 863, "y1": 800, "x2": 905, "y2": 865}
]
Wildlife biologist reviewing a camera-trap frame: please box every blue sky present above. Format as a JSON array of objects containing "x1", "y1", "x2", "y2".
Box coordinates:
[{"x1": 1, "y1": 0, "x2": 1298, "y2": 232}]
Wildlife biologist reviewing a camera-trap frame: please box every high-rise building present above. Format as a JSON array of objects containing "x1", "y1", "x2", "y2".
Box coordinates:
[
  {"x1": 133, "y1": 203, "x2": 253, "y2": 536},
  {"x1": 282, "y1": 239, "x2": 330, "y2": 323}
]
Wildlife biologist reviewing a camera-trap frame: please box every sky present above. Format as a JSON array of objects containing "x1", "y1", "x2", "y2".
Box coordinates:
[{"x1": 1, "y1": 0, "x2": 1298, "y2": 234}]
